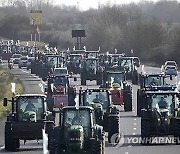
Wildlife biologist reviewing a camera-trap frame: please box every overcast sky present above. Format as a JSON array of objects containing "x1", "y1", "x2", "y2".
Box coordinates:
[{"x1": 53, "y1": 0, "x2": 179, "y2": 10}]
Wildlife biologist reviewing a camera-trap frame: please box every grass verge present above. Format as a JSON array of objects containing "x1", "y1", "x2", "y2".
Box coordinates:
[{"x1": 0, "y1": 66, "x2": 24, "y2": 119}]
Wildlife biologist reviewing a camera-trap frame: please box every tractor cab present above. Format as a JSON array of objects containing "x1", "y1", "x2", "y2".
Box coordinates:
[
  {"x1": 78, "y1": 89, "x2": 120, "y2": 143},
  {"x1": 3, "y1": 94, "x2": 49, "y2": 122},
  {"x1": 104, "y1": 53, "x2": 124, "y2": 71},
  {"x1": 67, "y1": 53, "x2": 83, "y2": 74},
  {"x1": 3, "y1": 94, "x2": 54, "y2": 150},
  {"x1": 62, "y1": 107, "x2": 94, "y2": 139},
  {"x1": 104, "y1": 71, "x2": 126, "y2": 88},
  {"x1": 84, "y1": 58, "x2": 98, "y2": 72},
  {"x1": 16, "y1": 95, "x2": 47, "y2": 122},
  {"x1": 79, "y1": 89, "x2": 111, "y2": 112},
  {"x1": 85, "y1": 50, "x2": 99, "y2": 58},
  {"x1": 141, "y1": 89, "x2": 180, "y2": 142},
  {"x1": 120, "y1": 57, "x2": 140, "y2": 84},
  {"x1": 49, "y1": 106, "x2": 105, "y2": 154},
  {"x1": 139, "y1": 73, "x2": 165, "y2": 90}
]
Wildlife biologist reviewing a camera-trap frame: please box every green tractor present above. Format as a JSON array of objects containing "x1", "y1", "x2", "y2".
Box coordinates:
[
  {"x1": 49, "y1": 106, "x2": 105, "y2": 154},
  {"x1": 3, "y1": 94, "x2": 54, "y2": 151},
  {"x1": 140, "y1": 88, "x2": 180, "y2": 144},
  {"x1": 79, "y1": 88, "x2": 120, "y2": 143}
]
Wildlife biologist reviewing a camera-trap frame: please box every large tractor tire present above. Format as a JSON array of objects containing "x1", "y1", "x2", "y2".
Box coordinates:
[
  {"x1": 92, "y1": 132, "x2": 105, "y2": 154},
  {"x1": 132, "y1": 70, "x2": 138, "y2": 85},
  {"x1": 81, "y1": 73, "x2": 86, "y2": 85},
  {"x1": 124, "y1": 90, "x2": 132, "y2": 112},
  {"x1": 141, "y1": 119, "x2": 151, "y2": 145},
  {"x1": 49, "y1": 126, "x2": 63, "y2": 154},
  {"x1": 5, "y1": 123, "x2": 17, "y2": 150},
  {"x1": 108, "y1": 115, "x2": 120, "y2": 143},
  {"x1": 137, "y1": 89, "x2": 142, "y2": 117},
  {"x1": 174, "y1": 119, "x2": 180, "y2": 145},
  {"x1": 45, "y1": 122, "x2": 54, "y2": 150}
]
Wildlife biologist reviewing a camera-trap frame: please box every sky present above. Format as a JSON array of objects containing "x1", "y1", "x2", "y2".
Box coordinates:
[{"x1": 53, "y1": 0, "x2": 179, "y2": 10}]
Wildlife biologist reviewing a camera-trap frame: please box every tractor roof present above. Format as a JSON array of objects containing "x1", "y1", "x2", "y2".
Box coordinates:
[
  {"x1": 62, "y1": 106, "x2": 94, "y2": 111},
  {"x1": 106, "y1": 70, "x2": 125, "y2": 74},
  {"x1": 81, "y1": 88, "x2": 109, "y2": 93},
  {"x1": 141, "y1": 73, "x2": 164, "y2": 77},
  {"x1": 15, "y1": 94, "x2": 46, "y2": 98},
  {"x1": 144, "y1": 85, "x2": 178, "y2": 94}
]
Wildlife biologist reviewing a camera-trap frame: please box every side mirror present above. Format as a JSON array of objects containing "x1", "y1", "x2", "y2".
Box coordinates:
[
  {"x1": 170, "y1": 75, "x2": 173, "y2": 81},
  {"x1": 3, "y1": 98, "x2": 8, "y2": 106},
  {"x1": 74, "y1": 77, "x2": 77, "y2": 81},
  {"x1": 52, "y1": 111, "x2": 56, "y2": 117},
  {"x1": 42, "y1": 77, "x2": 47, "y2": 82}
]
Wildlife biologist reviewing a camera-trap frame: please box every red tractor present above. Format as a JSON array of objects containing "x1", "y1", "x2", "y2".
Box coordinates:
[{"x1": 103, "y1": 70, "x2": 132, "y2": 111}]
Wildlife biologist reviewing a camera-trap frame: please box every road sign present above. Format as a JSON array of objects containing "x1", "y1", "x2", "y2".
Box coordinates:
[{"x1": 30, "y1": 10, "x2": 42, "y2": 26}]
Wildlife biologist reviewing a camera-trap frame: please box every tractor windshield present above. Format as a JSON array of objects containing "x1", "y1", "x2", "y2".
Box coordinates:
[
  {"x1": 107, "y1": 73, "x2": 125, "y2": 84},
  {"x1": 86, "y1": 52, "x2": 98, "y2": 58},
  {"x1": 70, "y1": 55, "x2": 82, "y2": 61},
  {"x1": 53, "y1": 76, "x2": 68, "y2": 87},
  {"x1": 47, "y1": 56, "x2": 60, "y2": 67},
  {"x1": 121, "y1": 59, "x2": 132, "y2": 70},
  {"x1": 64, "y1": 109, "x2": 91, "y2": 137},
  {"x1": 17, "y1": 96, "x2": 44, "y2": 121},
  {"x1": 150, "y1": 94, "x2": 174, "y2": 115},
  {"x1": 84, "y1": 91, "x2": 109, "y2": 109},
  {"x1": 86, "y1": 59, "x2": 97, "y2": 68},
  {"x1": 145, "y1": 76, "x2": 164, "y2": 87},
  {"x1": 111, "y1": 56, "x2": 119, "y2": 64}
]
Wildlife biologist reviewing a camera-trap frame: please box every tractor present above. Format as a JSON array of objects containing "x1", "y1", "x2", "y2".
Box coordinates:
[
  {"x1": 67, "y1": 53, "x2": 83, "y2": 74},
  {"x1": 3, "y1": 94, "x2": 54, "y2": 151},
  {"x1": 140, "y1": 87, "x2": 180, "y2": 144},
  {"x1": 79, "y1": 88, "x2": 120, "y2": 143},
  {"x1": 49, "y1": 106, "x2": 105, "y2": 154},
  {"x1": 137, "y1": 73, "x2": 169, "y2": 117},
  {"x1": 80, "y1": 57, "x2": 103, "y2": 85},
  {"x1": 119, "y1": 57, "x2": 140, "y2": 84},
  {"x1": 45, "y1": 75, "x2": 76, "y2": 111},
  {"x1": 103, "y1": 70, "x2": 132, "y2": 112}
]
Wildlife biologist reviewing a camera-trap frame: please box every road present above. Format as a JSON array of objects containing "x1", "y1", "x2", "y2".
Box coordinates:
[{"x1": 0, "y1": 63, "x2": 180, "y2": 154}]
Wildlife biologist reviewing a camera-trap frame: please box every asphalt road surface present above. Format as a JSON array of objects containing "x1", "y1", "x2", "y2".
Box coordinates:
[{"x1": 0, "y1": 63, "x2": 180, "y2": 154}]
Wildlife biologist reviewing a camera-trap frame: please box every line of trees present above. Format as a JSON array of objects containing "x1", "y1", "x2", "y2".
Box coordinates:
[{"x1": 0, "y1": 0, "x2": 180, "y2": 65}]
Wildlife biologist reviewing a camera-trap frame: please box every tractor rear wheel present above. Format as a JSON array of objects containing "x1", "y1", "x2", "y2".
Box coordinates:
[
  {"x1": 137, "y1": 89, "x2": 142, "y2": 117},
  {"x1": 45, "y1": 122, "x2": 54, "y2": 150},
  {"x1": 132, "y1": 71, "x2": 138, "y2": 84},
  {"x1": 81, "y1": 73, "x2": 86, "y2": 85},
  {"x1": 141, "y1": 120, "x2": 151, "y2": 145},
  {"x1": 5, "y1": 123, "x2": 17, "y2": 150},
  {"x1": 108, "y1": 115, "x2": 120, "y2": 143},
  {"x1": 92, "y1": 133, "x2": 104, "y2": 154},
  {"x1": 174, "y1": 119, "x2": 180, "y2": 145},
  {"x1": 124, "y1": 90, "x2": 132, "y2": 112}
]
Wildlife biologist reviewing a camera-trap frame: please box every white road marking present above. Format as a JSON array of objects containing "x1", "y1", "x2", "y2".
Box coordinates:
[
  {"x1": 125, "y1": 152, "x2": 129, "y2": 154},
  {"x1": 0, "y1": 146, "x2": 4, "y2": 150},
  {"x1": 134, "y1": 123, "x2": 137, "y2": 125},
  {"x1": 20, "y1": 69, "x2": 47, "y2": 86},
  {"x1": 133, "y1": 133, "x2": 136, "y2": 135},
  {"x1": 21, "y1": 69, "x2": 29, "y2": 74},
  {"x1": 134, "y1": 118, "x2": 137, "y2": 121},
  {"x1": 133, "y1": 128, "x2": 137, "y2": 130}
]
